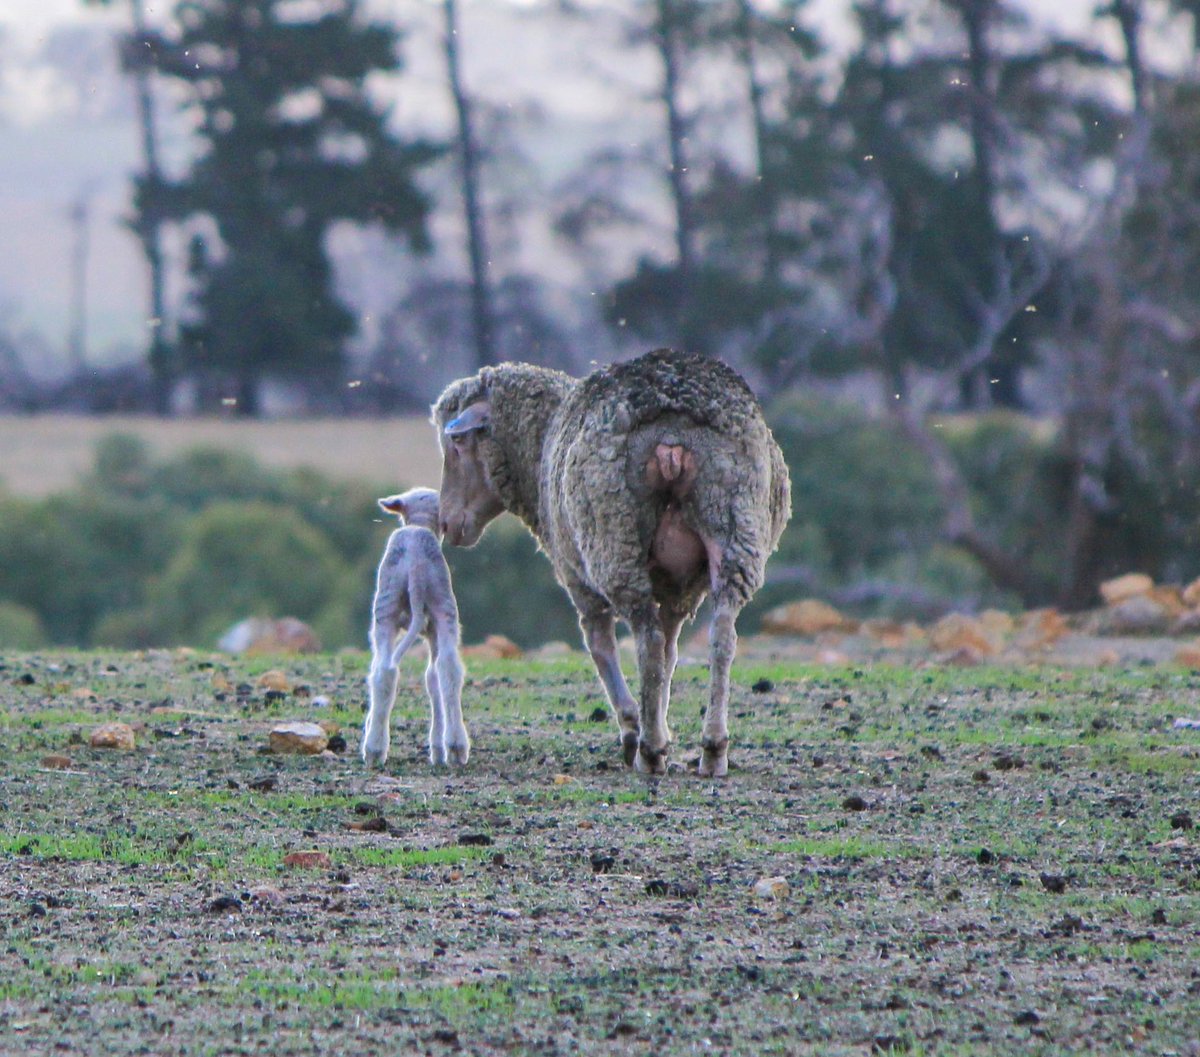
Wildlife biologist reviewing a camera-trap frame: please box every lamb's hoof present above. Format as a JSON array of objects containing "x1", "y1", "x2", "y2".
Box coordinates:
[
  {"x1": 621, "y1": 730, "x2": 639, "y2": 767},
  {"x1": 698, "y1": 737, "x2": 729, "y2": 778},
  {"x1": 362, "y1": 744, "x2": 389, "y2": 769},
  {"x1": 428, "y1": 746, "x2": 448, "y2": 767},
  {"x1": 634, "y1": 741, "x2": 668, "y2": 776},
  {"x1": 445, "y1": 739, "x2": 471, "y2": 768}
]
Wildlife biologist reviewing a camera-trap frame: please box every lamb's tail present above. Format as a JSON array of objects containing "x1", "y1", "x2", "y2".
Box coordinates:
[{"x1": 389, "y1": 580, "x2": 426, "y2": 667}]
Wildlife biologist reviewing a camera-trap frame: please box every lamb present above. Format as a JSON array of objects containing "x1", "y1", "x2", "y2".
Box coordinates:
[
  {"x1": 433, "y1": 347, "x2": 790, "y2": 777},
  {"x1": 361, "y1": 487, "x2": 469, "y2": 768}
]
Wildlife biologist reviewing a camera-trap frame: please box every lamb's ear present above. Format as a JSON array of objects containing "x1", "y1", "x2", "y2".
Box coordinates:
[
  {"x1": 378, "y1": 495, "x2": 406, "y2": 516},
  {"x1": 444, "y1": 399, "x2": 491, "y2": 438}
]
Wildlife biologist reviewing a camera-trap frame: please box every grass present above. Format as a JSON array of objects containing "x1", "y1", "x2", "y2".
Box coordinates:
[{"x1": 2, "y1": 648, "x2": 1200, "y2": 1055}]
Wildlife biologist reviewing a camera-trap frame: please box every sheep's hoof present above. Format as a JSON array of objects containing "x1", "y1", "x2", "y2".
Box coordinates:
[
  {"x1": 698, "y1": 737, "x2": 729, "y2": 778},
  {"x1": 621, "y1": 730, "x2": 639, "y2": 767},
  {"x1": 635, "y1": 741, "x2": 668, "y2": 776}
]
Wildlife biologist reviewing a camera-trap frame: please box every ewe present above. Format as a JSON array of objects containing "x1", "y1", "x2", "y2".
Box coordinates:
[
  {"x1": 362, "y1": 487, "x2": 469, "y2": 768},
  {"x1": 434, "y1": 348, "x2": 790, "y2": 776}
]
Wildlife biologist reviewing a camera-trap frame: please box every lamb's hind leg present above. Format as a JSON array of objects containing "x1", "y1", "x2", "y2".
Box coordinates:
[
  {"x1": 363, "y1": 621, "x2": 400, "y2": 767},
  {"x1": 432, "y1": 623, "x2": 469, "y2": 766},
  {"x1": 424, "y1": 640, "x2": 447, "y2": 767},
  {"x1": 573, "y1": 589, "x2": 640, "y2": 765}
]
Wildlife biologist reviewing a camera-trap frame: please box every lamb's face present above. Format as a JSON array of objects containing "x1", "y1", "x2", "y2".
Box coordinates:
[
  {"x1": 378, "y1": 488, "x2": 441, "y2": 534},
  {"x1": 437, "y1": 398, "x2": 504, "y2": 547}
]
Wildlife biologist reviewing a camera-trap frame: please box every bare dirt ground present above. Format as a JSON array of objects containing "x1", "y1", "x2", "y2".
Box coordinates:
[
  {"x1": 1, "y1": 648, "x2": 1198, "y2": 1055},
  {"x1": 0, "y1": 415, "x2": 442, "y2": 496}
]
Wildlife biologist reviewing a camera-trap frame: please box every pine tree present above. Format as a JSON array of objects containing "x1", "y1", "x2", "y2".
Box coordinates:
[{"x1": 143, "y1": 0, "x2": 436, "y2": 414}]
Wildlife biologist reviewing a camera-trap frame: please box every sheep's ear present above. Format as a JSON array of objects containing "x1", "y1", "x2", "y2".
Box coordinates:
[
  {"x1": 444, "y1": 400, "x2": 491, "y2": 438},
  {"x1": 378, "y1": 495, "x2": 406, "y2": 516}
]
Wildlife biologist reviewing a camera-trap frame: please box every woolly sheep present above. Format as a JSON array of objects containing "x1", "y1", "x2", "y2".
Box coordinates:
[
  {"x1": 433, "y1": 347, "x2": 790, "y2": 776},
  {"x1": 362, "y1": 487, "x2": 469, "y2": 768}
]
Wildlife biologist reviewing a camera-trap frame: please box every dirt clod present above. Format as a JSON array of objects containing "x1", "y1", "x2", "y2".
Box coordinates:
[
  {"x1": 1169, "y1": 811, "x2": 1193, "y2": 830},
  {"x1": 207, "y1": 894, "x2": 242, "y2": 913},
  {"x1": 751, "y1": 678, "x2": 774, "y2": 693},
  {"x1": 590, "y1": 853, "x2": 616, "y2": 874},
  {"x1": 458, "y1": 833, "x2": 493, "y2": 846},
  {"x1": 1039, "y1": 873, "x2": 1067, "y2": 894},
  {"x1": 843, "y1": 795, "x2": 868, "y2": 811}
]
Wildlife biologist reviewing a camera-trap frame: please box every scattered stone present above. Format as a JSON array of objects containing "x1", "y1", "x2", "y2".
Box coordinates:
[
  {"x1": 752, "y1": 876, "x2": 790, "y2": 900},
  {"x1": 1039, "y1": 872, "x2": 1067, "y2": 894},
  {"x1": 929, "y1": 613, "x2": 999, "y2": 658},
  {"x1": 347, "y1": 816, "x2": 388, "y2": 833},
  {"x1": 1169, "y1": 811, "x2": 1193, "y2": 831},
  {"x1": 1091, "y1": 594, "x2": 1174, "y2": 635},
  {"x1": 530, "y1": 640, "x2": 575, "y2": 660},
  {"x1": 842, "y1": 794, "x2": 868, "y2": 811},
  {"x1": 207, "y1": 894, "x2": 242, "y2": 913},
  {"x1": 972, "y1": 769, "x2": 991, "y2": 783},
  {"x1": 977, "y1": 848, "x2": 995, "y2": 865},
  {"x1": 978, "y1": 609, "x2": 1016, "y2": 639},
  {"x1": 1151, "y1": 907, "x2": 1168, "y2": 926},
  {"x1": 282, "y1": 850, "x2": 331, "y2": 870},
  {"x1": 1013, "y1": 1009, "x2": 1041, "y2": 1026},
  {"x1": 247, "y1": 884, "x2": 285, "y2": 906},
  {"x1": 89, "y1": 722, "x2": 136, "y2": 750},
  {"x1": 1100, "y1": 573, "x2": 1154, "y2": 606},
  {"x1": 588, "y1": 706, "x2": 608, "y2": 723},
  {"x1": 40, "y1": 754, "x2": 73, "y2": 770},
  {"x1": 462, "y1": 634, "x2": 523, "y2": 660},
  {"x1": 590, "y1": 852, "x2": 616, "y2": 874},
  {"x1": 1173, "y1": 644, "x2": 1200, "y2": 670},
  {"x1": 218, "y1": 616, "x2": 322, "y2": 655},
  {"x1": 817, "y1": 647, "x2": 851, "y2": 665},
  {"x1": 268, "y1": 722, "x2": 328, "y2": 755},
  {"x1": 17, "y1": 673, "x2": 35, "y2": 685},
  {"x1": 761, "y1": 599, "x2": 857, "y2": 637},
  {"x1": 943, "y1": 646, "x2": 986, "y2": 667},
  {"x1": 326, "y1": 733, "x2": 347, "y2": 753},
  {"x1": 751, "y1": 677, "x2": 775, "y2": 693},
  {"x1": 1173, "y1": 717, "x2": 1200, "y2": 729},
  {"x1": 458, "y1": 833, "x2": 493, "y2": 847},
  {"x1": 28, "y1": 902, "x2": 47, "y2": 918},
  {"x1": 311, "y1": 695, "x2": 331, "y2": 709},
  {"x1": 248, "y1": 775, "x2": 278, "y2": 792},
  {"x1": 1015, "y1": 608, "x2": 1070, "y2": 650},
  {"x1": 552, "y1": 773, "x2": 573, "y2": 785},
  {"x1": 257, "y1": 670, "x2": 291, "y2": 692},
  {"x1": 211, "y1": 671, "x2": 233, "y2": 694},
  {"x1": 860, "y1": 619, "x2": 925, "y2": 649},
  {"x1": 993, "y1": 753, "x2": 1025, "y2": 771},
  {"x1": 644, "y1": 879, "x2": 698, "y2": 898}
]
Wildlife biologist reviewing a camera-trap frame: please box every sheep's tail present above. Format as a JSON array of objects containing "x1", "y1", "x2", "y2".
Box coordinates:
[{"x1": 389, "y1": 580, "x2": 426, "y2": 667}]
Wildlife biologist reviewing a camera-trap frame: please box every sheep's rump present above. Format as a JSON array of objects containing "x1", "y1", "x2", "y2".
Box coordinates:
[{"x1": 542, "y1": 348, "x2": 790, "y2": 611}]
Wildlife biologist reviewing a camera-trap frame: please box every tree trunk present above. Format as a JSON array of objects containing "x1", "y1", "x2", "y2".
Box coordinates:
[{"x1": 443, "y1": 0, "x2": 496, "y2": 372}]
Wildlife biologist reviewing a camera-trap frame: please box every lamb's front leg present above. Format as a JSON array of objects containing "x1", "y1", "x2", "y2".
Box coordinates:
[
  {"x1": 363, "y1": 625, "x2": 400, "y2": 767},
  {"x1": 432, "y1": 626, "x2": 469, "y2": 766},
  {"x1": 630, "y1": 603, "x2": 669, "y2": 776}
]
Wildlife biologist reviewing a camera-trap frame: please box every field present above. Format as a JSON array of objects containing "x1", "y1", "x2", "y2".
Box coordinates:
[
  {"x1": 0, "y1": 415, "x2": 443, "y2": 497},
  {"x1": 1, "y1": 650, "x2": 1199, "y2": 1056}
]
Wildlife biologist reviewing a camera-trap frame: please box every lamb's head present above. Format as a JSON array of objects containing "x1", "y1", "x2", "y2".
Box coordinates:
[
  {"x1": 432, "y1": 374, "x2": 505, "y2": 547},
  {"x1": 378, "y1": 487, "x2": 441, "y2": 534}
]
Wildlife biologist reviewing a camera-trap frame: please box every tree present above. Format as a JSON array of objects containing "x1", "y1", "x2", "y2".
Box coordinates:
[{"x1": 142, "y1": 0, "x2": 436, "y2": 414}]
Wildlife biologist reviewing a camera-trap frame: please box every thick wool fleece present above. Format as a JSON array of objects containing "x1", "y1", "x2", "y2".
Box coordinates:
[{"x1": 433, "y1": 348, "x2": 791, "y2": 621}]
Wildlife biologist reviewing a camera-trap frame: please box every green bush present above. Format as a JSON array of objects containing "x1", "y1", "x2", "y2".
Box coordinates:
[
  {"x1": 146, "y1": 501, "x2": 347, "y2": 647},
  {"x1": 0, "y1": 601, "x2": 48, "y2": 649}
]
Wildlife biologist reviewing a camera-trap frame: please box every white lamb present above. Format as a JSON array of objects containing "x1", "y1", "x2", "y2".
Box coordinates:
[{"x1": 361, "y1": 487, "x2": 469, "y2": 768}]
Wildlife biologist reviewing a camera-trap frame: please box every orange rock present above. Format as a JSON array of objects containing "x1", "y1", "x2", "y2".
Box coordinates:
[
  {"x1": 761, "y1": 599, "x2": 857, "y2": 637},
  {"x1": 89, "y1": 722, "x2": 136, "y2": 750},
  {"x1": 218, "y1": 617, "x2": 321, "y2": 655},
  {"x1": 1099, "y1": 573, "x2": 1154, "y2": 607},
  {"x1": 1182, "y1": 577, "x2": 1200, "y2": 609},
  {"x1": 282, "y1": 850, "x2": 331, "y2": 869},
  {"x1": 978, "y1": 610, "x2": 1016, "y2": 639},
  {"x1": 268, "y1": 721, "x2": 328, "y2": 755},
  {"x1": 256, "y1": 669, "x2": 291, "y2": 692},
  {"x1": 1174, "y1": 642, "x2": 1200, "y2": 669},
  {"x1": 462, "y1": 634, "x2": 523, "y2": 660},
  {"x1": 41, "y1": 754, "x2": 73, "y2": 770},
  {"x1": 1147, "y1": 584, "x2": 1185, "y2": 617},
  {"x1": 1016, "y1": 608, "x2": 1071, "y2": 649},
  {"x1": 929, "y1": 614, "x2": 999, "y2": 657}
]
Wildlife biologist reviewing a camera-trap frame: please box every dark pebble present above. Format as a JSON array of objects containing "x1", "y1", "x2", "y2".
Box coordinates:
[
  {"x1": 751, "y1": 678, "x2": 774, "y2": 694},
  {"x1": 207, "y1": 894, "x2": 242, "y2": 913},
  {"x1": 977, "y1": 848, "x2": 995, "y2": 865},
  {"x1": 326, "y1": 733, "x2": 347, "y2": 753},
  {"x1": 588, "y1": 706, "x2": 608, "y2": 723},
  {"x1": 1169, "y1": 811, "x2": 1193, "y2": 830},
  {"x1": 28, "y1": 902, "x2": 47, "y2": 918},
  {"x1": 1039, "y1": 872, "x2": 1067, "y2": 894},
  {"x1": 591, "y1": 852, "x2": 616, "y2": 874},
  {"x1": 972, "y1": 769, "x2": 991, "y2": 783},
  {"x1": 458, "y1": 833, "x2": 493, "y2": 846},
  {"x1": 842, "y1": 795, "x2": 868, "y2": 811},
  {"x1": 1151, "y1": 908, "x2": 1168, "y2": 925},
  {"x1": 1014, "y1": 1010, "x2": 1040, "y2": 1026},
  {"x1": 248, "y1": 776, "x2": 278, "y2": 792},
  {"x1": 18, "y1": 673, "x2": 35, "y2": 685}
]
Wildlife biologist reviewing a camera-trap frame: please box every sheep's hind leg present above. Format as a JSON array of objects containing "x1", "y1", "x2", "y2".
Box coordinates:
[
  {"x1": 700, "y1": 597, "x2": 740, "y2": 778},
  {"x1": 577, "y1": 601, "x2": 640, "y2": 766},
  {"x1": 433, "y1": 626, "x2": 470, "y2": 767},
  {"x1": 363, "y1": 623, "x2": 400, "y2": 767},
  {"x1": 630, "y1": 603, "x2": 669, "y2": 776}
]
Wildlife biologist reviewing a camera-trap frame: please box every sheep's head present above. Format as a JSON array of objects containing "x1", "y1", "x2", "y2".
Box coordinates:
[
  {"x1": 435, "y1": 395, "x2": 505, "y2": 547},
  {"x1": 378, "y1": 487, "x2": 441, "y2": 534}
]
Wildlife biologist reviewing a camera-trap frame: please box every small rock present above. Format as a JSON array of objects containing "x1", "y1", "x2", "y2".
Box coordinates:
[
  {"x1": 1173, "y1": 645, "x2": 1200, "y2": 671},
  {"x1": 972, "y1": 769, "x2": 991, "y2": 784},
  {"x1": 268, "y1": 722, "x2": 328, "y2": 755},
  {"x1": 248, "y1": 775, "x2": 278, "y2": 792},
  {"x1": 1013, "y1": 1009, "x2": 1040, "y2": 1026},
  {"x1": 257, "y1": 670, "x2": 291, "y2": 692},
  {"x1": 282, "y1": 850, "x2": 331, "y2": 870},
  {"x1": 326, "y1": 733, "x2": 347, "y2": 754},
  {"x1": 247, "y1": 884, "x2": 285, "y2": 906},
  {"x1": 552, "y1": 773, "x2": 573, "y2": 785},
  {"x1": 458, "y1": 833, "x2": 493, "y2": 846},
  {"x1": 1183, "y1": 575, "x2": 1200, "y2": 608},
  {"x1": 1099, "y1": 572, "x2": 1154, "y2": 606},
  {"x1": 40, "y1": 754, "x2": 73, "y2": 770},
  {"x1": 207, "y1": 894, "x2": 242, "y2": 913},
  {"x1": 90, "y1": 722, "x2": 136, "y2": 750},
  {"x1": 1015, "y1": 607, "x2": 1071, "y2": 650},
  {"x1": 590, "y1": 852, "x2": 616, "y2": 874},
  {"x1": 218, "y1": 616, "x2": 321, "y2": 655},
  {"x1": 761, "y1": 599, "x2": 857, "y2": 637},
  {"x1": 842, "y1": 794, "x2": 868, "y2": 811},
  {"x1": 752, "y1": 876, "x2": 790, "y2": 899},
  {"x1": 347, "y1": 816, "x2": 388, "y2": 833},
  {"x1": 1169, "y1": 811, "x2": 1193, "y2": 831},
  {"x1": 1151, "y1": 907, "x2": 1168, "y2": 925},
  {"x1": 929, "y1": 613, "x2": 999, "y2": 658},
  {"x1": 750, "y1": 677, "x2": 774, "y2": 694},
  {"x1": 1173, "y1": 716, "x2": 1200, "y2": 729},
  {"x1": 462, "y1": 634, "x2": 523, "y2": 660},
  {"x1": 1039, "y1": 872, "x2": 1067, "y2": 894},
  {"x1": 644, "y1": 879, "x2": 698, "y2": 898},
  {"x1": 1099, "y1": 594, "x2": 1175, "y2": 635},
  {"x1": 977, "y1": 848, "x2": 995, "y2": 865},
  {"x1": 588, "y1": 706, "x2": 608, "y2": 723}
]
